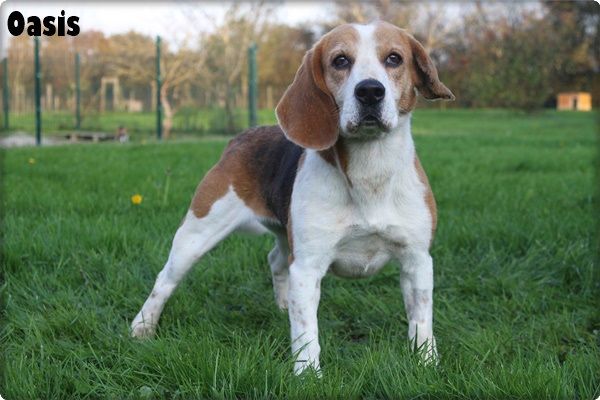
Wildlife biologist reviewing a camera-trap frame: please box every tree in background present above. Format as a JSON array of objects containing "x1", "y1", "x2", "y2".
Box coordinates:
[
  {"x1": 543, "y1": 1, "x2": 599, "y2": 99},
  {"x1": 72, "y1": 31, "x2": 112, "y2": 119},
  {"x1": 109, "y1": 31, "x2": 203, "y2": 139},
  {"x1": 6, "y1": 35, "x2": 33, "y2": 112},
  {"x1": 438, "y1": 4, "x2": 565, "y2": 110},
  {"x1": 330, "y1": 0, "x2": 416, "y2": 30},
  {"x1": 187, "y1": 3, "x2": 272, "y2": 133},
  {"x1": 257, "y1": 23, "x2": 314, "y2": 108},
  {"x1": 41, "y1": 36, "x2": 74, "y2": 109}
]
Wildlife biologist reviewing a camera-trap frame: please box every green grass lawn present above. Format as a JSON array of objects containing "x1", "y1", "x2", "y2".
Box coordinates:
[
  {"x1": 1, "y1": 108, "x2": 279, "y2": 137},
  {"x1": 2, "y1": 109, "x2": 598, "y2": 399}
]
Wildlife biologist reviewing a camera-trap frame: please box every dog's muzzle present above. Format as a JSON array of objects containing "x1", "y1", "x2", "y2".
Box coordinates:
[
  {"x1": 353, "y1": 79, "x2": 386, "y2": 131},
  {"x1": 355, "y1": 79, "x2": 385, "y2": 106}
]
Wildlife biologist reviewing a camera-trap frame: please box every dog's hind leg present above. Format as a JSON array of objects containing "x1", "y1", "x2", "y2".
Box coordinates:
[
  {"x1": 131, "y1": 187, "x2": 255, "y2": 338},
  {"x1": 268, "y1": 233, "x2": 290, "y2": 310}
]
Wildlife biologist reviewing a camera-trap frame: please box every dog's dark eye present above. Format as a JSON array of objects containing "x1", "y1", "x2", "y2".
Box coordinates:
[
  {"x1": 332, "y1": 55, "x2": 351, "y2": 70},
  {"x1": 385, "y1": 52, "x2": 403, "y2": 67}
]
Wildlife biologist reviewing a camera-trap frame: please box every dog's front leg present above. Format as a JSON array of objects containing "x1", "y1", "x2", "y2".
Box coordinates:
[
  {"x1": 398, "y1": 249, "x2": 437, "y2": 363},
  {"x1": 287, "y1": 259, "x2": 327, "y2": 375}
]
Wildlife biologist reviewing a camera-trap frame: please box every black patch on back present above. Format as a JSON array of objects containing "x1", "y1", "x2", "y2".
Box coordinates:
[{"x1": 244, "y1": 126, "x2": 303, "y2": 225}]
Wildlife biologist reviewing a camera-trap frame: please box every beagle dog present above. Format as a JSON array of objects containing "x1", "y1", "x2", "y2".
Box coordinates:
[{"x1": 131, "y1": 21, "x2": 454, "y2": 374}]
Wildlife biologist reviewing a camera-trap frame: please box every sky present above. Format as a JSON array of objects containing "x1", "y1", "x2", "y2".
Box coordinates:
[{"x1": 0, "y1": 1, "x2": 339, "y2": 57}]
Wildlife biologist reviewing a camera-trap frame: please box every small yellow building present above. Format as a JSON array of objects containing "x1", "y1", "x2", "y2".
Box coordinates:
[{"x1": 557, "y1": 92, "x2": 592, "y2": 111}]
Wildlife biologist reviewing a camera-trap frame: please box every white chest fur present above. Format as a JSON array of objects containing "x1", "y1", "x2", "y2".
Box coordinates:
[{"x1": 290, "y1": 118, "x2": 432, "y2": 277}]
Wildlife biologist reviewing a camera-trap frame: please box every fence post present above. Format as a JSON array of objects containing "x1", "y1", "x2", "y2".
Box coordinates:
[
  {"x1": 34, "y1": 36, "x2": 41, "y2": 146},
  {"x1": 156, "y1": 36, "x2": 162, "y2": 141},
  {"x1": 75, "y1": 52, "x2": 81, "y2": 130},
  {"x1": 2, "y1": 57, "x2": 8, "y2": 130},
  {"x1": 247, "y1": 43, "x2": 258, "y2": 128}
]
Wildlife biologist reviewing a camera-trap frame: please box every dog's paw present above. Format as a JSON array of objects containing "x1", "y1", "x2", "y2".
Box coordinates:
[
  {"x1": 131, "y1": 322, "x2": 156, "y2": 338},
  {"x1": 293, "y1": 360, "x2": 322, "y2": 377},
  {"x1": 275, "y1": 294, "x2": 288, "y2": 310},
  {"x1": 414, "y1": 337, "x2": 438, "y2": 366},
  {"x1": 131, "y1": 313, "x2": 157, "y2": 339},
  {"x1": 273, "y1": 286, "x2": 288, "y2": 310}
]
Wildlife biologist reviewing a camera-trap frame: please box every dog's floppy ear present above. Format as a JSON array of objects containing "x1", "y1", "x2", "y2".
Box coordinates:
[
  {"x1": 276, "y1": 44, "x2": 339, "y2": 150},
  {"x1": 409, "y1": 36, "x2": 455, "y2": 101}
]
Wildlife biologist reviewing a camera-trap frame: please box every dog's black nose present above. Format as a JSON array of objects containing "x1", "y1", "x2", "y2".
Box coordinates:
[{"x1": 354, "y1": 79, "x2": 385, "y2": 106}]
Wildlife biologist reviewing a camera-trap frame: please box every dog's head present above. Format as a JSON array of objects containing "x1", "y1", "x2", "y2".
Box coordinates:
[{"x1": 276, "y1": 21, "x2": 454, "y2": 150}]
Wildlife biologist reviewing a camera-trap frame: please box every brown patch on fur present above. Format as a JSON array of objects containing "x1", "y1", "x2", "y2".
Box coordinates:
[
  {"x1": 276, "y1": 25, "x2": 359, "y2": 151},
  {"x1": 192, "y1": 126, "x2": 302, "y2": 220},
  {"x1": 225, "y1": 132, "x2": 275, "y2": 219},
  {"x1": 190, "y1": 164, "x2": 230, "y2": 218},
  {"x1": 373, "y1": 21, "x2": 454, "y2": 113},
  {"x1": 317, "y1": 138, "x2": 351, "y2": 185},
  {"x1": 191, "y1": 150, "x2": 274, "y2": 219},
  {"x1": 414, "y1": 155, "x2": 437, "y2": 244},
  {"x1": 373, "y1": 23, "x2": 417, "y2": 113},
  {"x1": 397, "y1": 79, "x2": 418, "y2": 113},
  {"x1": 408, "y1": 36, "x2": 455, "y2": 101},
  {"x1": 321, "y1": 25, "x2": 359, "y2": 89}
]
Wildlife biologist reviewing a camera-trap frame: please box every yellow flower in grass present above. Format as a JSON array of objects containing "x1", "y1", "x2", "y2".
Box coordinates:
[
  {"x1": 131, "y1": 194, "x2": 143, "y2": 205},
  {"x1": 28, "y1": 158, "x2": 36, "y2": 164}
]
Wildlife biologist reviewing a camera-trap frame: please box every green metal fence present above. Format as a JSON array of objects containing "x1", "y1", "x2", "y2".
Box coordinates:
[{"x1": 0, "y1": 35, "x2": 271, "y2": 144}]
